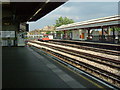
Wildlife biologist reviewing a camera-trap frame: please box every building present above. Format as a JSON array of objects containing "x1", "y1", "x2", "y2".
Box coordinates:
[{"x1": 27, "y1": 26, "x2": 55, "y2": 40}]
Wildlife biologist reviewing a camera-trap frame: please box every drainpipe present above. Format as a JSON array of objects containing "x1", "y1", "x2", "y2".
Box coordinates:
[
  {"x1": 101, "y1": 26, "x2": 104, "y2": 42},
  {"x1": 112, "y1": 27, "x2": 115, "y2": 43},
  {"x1": 88, "y1": 28, "x2": 90, "y2": 41}
]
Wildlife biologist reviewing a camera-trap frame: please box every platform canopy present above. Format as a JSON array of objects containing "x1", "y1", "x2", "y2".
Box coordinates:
[
  {"x1": 56, "y1": 15, "x2": 120, "y2": 31},
  {"x1": 2, "y1": 0, "x2": 68, "y2": 22}
]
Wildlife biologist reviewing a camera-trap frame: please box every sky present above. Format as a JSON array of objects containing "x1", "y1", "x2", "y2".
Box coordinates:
[{"x1": 27, "y1": 0, "x2": 119, "y2": 31}]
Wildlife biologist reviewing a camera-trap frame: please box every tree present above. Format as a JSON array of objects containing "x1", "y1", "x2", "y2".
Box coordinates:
[
  {"x1": 54, "y1": 17, "x2": 74, "y2": 39},
  {"x1": 110, "y1": 27, "x2": 120, "y2": 31},
  {"x1": 46, "y1": 31, "x2": 51, "y2": 34},
  {"x1": 55, "y1": 16, "x2": 74, "y2": 27}
]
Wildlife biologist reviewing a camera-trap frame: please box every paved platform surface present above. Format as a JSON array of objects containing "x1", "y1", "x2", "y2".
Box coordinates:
[{"x1": 2, "y1": 47, "x2": 109, "y2": 89}]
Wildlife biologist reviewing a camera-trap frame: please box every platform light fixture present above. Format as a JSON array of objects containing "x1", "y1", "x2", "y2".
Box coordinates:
[
  {"x1": 45, "y1": 0, "x2": 50, "y2": 4},
  {"x1": 28, "y1": 0, "x2": 50, "y2": 21},
  {"x1": 33, "y1": 8, "x2": 42, "y2": 17},
  {"x1": 28, "y1": 7, "x2": 42, "y2": 21}
]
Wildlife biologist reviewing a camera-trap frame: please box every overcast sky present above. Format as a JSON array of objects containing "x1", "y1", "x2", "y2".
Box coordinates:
[{"x1": 27, "y1": 0, "x2": 119, "y2": 31}]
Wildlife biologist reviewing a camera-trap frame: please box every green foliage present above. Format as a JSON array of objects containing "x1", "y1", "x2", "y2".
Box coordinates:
[
  {"x1": 115, "y1": 27, "x2": 120, "y2": 31},
  {"x1": 56, "y1": 31, "x2": 64, "y2": 34},
  {"x1": 46, "y1": 31, "x2": 51, "y2": 34},
  {"x1": 66, "y1": 30, "x2": 72, "y2": 34},
  {"x1": 110, "y1": 27, "x2": 120, "y2": 31},
  {"x1": 55, "y1": 16, "x2": 74, "y2": 27}
]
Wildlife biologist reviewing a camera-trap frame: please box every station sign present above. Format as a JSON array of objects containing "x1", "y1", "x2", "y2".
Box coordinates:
[{"x1": 0, "y1": 31, "x2": 15, "y2": 38}]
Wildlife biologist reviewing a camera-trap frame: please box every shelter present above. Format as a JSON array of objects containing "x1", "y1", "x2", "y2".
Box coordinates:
[
  {"x1": 56, "y1": 15, "x2": 120, "y2": 43},
  {"x1": 2, "y1": 0, "x2": 67, "y2": 46}
]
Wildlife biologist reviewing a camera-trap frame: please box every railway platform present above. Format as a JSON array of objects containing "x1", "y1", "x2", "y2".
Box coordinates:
[{"x1": 2, "y1": 46, "x2": 116, "y2": 89}]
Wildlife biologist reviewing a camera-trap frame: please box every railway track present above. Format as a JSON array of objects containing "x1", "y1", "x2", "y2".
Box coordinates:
[
  {"x1": 27, "y1": 40, "x2": 120, "y2": 88},
  {"x1": 50, "y1": 39, "x2": 120, "y2": 51},
  {"x1": 49, "y1": 41, "x2": 120, "y2": 56}
]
